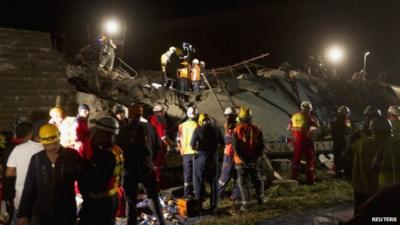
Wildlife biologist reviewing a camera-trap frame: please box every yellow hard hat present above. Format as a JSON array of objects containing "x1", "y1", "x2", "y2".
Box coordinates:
[
  {"x1": 238, "y1": 106, "x2": 252, "y2": 120},
  {"x1": 49, "y1": 107, "x2": 64, "y2": 118},
  {"x1": 39, "y1": 124, "x2": 60, "y2": 145},
  {"x1": 198, "y1": 113, "x2": 209, "y2": 125}
]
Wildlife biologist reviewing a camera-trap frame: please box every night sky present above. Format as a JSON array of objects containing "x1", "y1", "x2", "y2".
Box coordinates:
[{"x1": 4, "y1": 0, "x2": 400, "y2": 82}]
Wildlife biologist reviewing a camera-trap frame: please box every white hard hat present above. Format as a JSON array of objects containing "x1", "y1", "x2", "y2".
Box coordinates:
[
  {"x1": 199, "y1": 61, "x2": 205, "y2": 65},
  {"x1": 300, "y1": 101, "x2": 313, "y2": 111},
  {"x1": 169, "y1": 46, "x2": 176, "y2": 52},
  {"x1": 153, "y1": 104, "x2": 164, "y2": 112},
  {"x1": 224, "y1": 106, "x2": 235, "y2": 115},
  {"x1": 337, "y1": 105, "x2": 351, "y2": 116},
  {"x1": 192, "y1": 59, "x2": 199, "y2": 64},
  {"x1": 186, "y1": 106, "x2": 199, "y2": 118},
  {"x1": 388, "y1": 105, "x2": 400, "y2": 116}
]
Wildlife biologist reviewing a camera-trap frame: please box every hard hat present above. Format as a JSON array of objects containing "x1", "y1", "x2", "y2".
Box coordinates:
[
  {"x1": 186, "y1": 106, "x2": 199, "y2": 119},
  {"x1": 114, "y1": 104, "x2": 126, "y2": 114},
  {"x1": 192, "y1": 59, "x2": 199, "y2": 64},
  {"x1": 224, "y1": 106, "x2": 236, "y2": 116},
  {"x1": 79, "y1": 104, "x2": 90, "y2": 111},
  {"x1": 300, "y1": 101, "x2": 313, "y2": 111},
  {"x1": 153, "y1": 104, "x2": 164, "y2": 112},
  {"x1": 388, "y1": 105, "x2": 400, "y2": 116},
  {"x1": 363, "y1": 105, "x2": 382, "y2": 117},
  {"x1": 39, "y1": 124, "x2": 60, "y2": 145},
  {"x1": 129, "y1": 103, "x2": 143, "y2": 117},
  {"x1": 238, "y1": 106, "x2": 252, "y2": 120},
  {"x1": 337, "y1": 105, "x2": 351, "y2": 117},
  {"x1": 199, "y1": 61, "x2": 205, "y2": 66},
  {"x1": 95, "y1": 116, "x2": 120, "y2": 135},
  {"x1": 370, "y1": 117, "x2": 392, "y2": 135},
  {"x1": 49, "y1": 107, "x2": 64, "y2": 118},
  {"x1": 198, "y1": 113, "x2": 209, "y2": 125},
  {"x1": 169, "y1": 46, "x2": 176, "y2": 52}
]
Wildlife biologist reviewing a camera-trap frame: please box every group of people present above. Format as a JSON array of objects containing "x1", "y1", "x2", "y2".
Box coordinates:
[
  {"x1": 160, "y1": 45, "x2": 206, "y2": 93},
  {"x1": 176, "y1": 105, "x2": 265, "y2": 212},
  {"x1": 2, "y1": 99, "x2": 400, "y2": 225}
]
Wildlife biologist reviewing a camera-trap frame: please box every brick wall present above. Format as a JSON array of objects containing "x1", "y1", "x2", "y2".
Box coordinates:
[{"x1": 0, "y1": 28, "x2": 77, "y2": 131}]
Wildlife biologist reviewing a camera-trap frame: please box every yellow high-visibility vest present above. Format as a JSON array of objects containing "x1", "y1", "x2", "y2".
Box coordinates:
[
  {"x1": 291, "y1": 113, "x2": 309, "y2": 131},
  {"x1": 178, "y1": 120, "x2": 198, "y2": 155}
]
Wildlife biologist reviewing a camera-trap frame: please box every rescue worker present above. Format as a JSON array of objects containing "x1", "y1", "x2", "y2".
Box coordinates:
[
  {"x1": 191, "y1": 59, "x2": 201, "y2": 93},
  {"x1": 78, "y1": 116, "x2": 123, "y2": 225},
  {"x1": 330, "y1": 105, "x2": 352, "y2": 177},
  {"x1": 351, "y1": 116, "x2": 390, "y2": 215},
  {"x1": 177, "y1": 62, "x2": 189, "y2": 92},
  {"x1": 17, "y1": 124, "x2": 82, "y2": 225},
  {"x1": 148, "y1": 104, "x2": 174, "y2": 189},
  {"x1": 232, "y1": 106, "x2": 265, "y2": 211},
  {"x1": 49, "y1": 107, "x2": 65, "y2": 128},
  {"x1": 176, "y1": 106, "x2": 199, "y2": 198},
  {"x1": 98, "y1": 34, "x2": 116, "y2": 71},
  {"x1": 343, "y1": 105, "x2": 382, "y2": 179},
  {"x1": 387, "y1": 105, "x2": 400, "y2": 138},
  {"x1": 288, "y1": 101, "x2": 319, "y2": 184},
  {"x1": 190, "y1": 113, "x2": 224, "y2": 212},
  {"x1": 218, "y1": 106, "x2": 240, "y2": 200},
  {"x1": 74, "y1": 104, "x2": 92, "y2": 159},
  {"x1": 180, "y1": 42, "x2": 195, "y2": 61},
  {"x1": 116, "y1": 103, "x2": 165, "y2": 225},
  {"x1": 113, "y1": 104, "x2": 129, "y2": 127},
  {"x1": 371, "y1": 118, "x2": 400, "y2": 188},
  {"x1": 160, "y1": 47, "x2": 177, "y2": 89},
  {"x1": 199, "y1": 61, "x2": 206, "y2": 90}
]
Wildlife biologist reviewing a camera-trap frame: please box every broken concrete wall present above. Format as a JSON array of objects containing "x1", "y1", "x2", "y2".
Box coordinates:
[{"x1": 0, "y1": 28, "x2": 77, "y2": 130}]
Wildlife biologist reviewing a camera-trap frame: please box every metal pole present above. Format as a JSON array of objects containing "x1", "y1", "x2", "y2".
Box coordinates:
[{"x1": 363, "y1": 51, "x2": 370, "y2": 72}]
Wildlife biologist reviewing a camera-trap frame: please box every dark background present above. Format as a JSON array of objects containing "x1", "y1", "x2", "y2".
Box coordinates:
[{"x1": 3, "y1": 0, "x2": 400, "y2": 81}]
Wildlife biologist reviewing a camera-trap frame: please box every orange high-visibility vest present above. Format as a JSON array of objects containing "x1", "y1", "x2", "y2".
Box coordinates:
[{"x1": 191, "y1": 65, "x2": 201, "y2": 81}]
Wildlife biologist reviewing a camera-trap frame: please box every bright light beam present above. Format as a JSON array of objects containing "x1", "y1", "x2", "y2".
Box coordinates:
[
  {"x1": 104, "y1": 19, "x2": 119, "y2": 35},
  {"x1": 327, "y1": 47, "x2": 344, "y2": 63}
]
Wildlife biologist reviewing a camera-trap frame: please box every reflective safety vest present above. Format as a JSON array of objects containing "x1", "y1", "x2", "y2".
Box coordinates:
[
  {"x1": 378, "y1": 137, "x2": 400, "y2": 188},
  {"x1": 177, "y1": 120, "x2": 198, "y2": 155},
  {"x1": 178, "y1": 68, "x2": 189, "y2": 79},
  {"x1": 191, "y1": 65, "x2": 201, "y2": 81},
  {"x1": 291, "y1": 112, "x2": 309, "y2": 131},
  {"x1": 391, "y1": 119, "x2": 400, "y2": 138},
  {"x1": 233, "y1": 123, "x2": 263, "y2": 164}
]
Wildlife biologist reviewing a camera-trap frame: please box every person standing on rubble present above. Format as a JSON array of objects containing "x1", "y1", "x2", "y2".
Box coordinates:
[
  {"x1": 116, "y1": 103, "x2": 165, "y2": 225},
  {"x1": 387, "y1": 105, "x2": 400, "y2": 138},
  {"x1": 149, "y1": 104, "x2": 174, "y2": 189},
  {"x1": 190, "y1": 113, "x2": 224, "y2": 213},
  {"x1": 288, "y1": 101, "x2": 319, "y2": 184},
  {"x1": 176, "y1": 106, "x2": 199, "y2": 198},
  {"x1": 178, "y1": 62, "x2": 189, "y2": 92},
  {"x1": 98, "y1": 34, "x2": 116, "y2": 72},
  {"x1": 17, "y1": 124, "x2": 82, "y2": 225},
  {"x1": 191, "y1": 59, "x2": 201, "y2": 93},
  {"x1": 351, "y1": 117, "x2": 392, "y2": 215},
  {"x1": 343, "y1": 106, "x2": 382, "y2": 179},
  {"x1": 330, "y1": 106, "x2": 352, "y2": 177},
  {"x1": 78, "y1": 116, "x2": 123, "y2": 225},
  {"x1": 232, "y1": 106, "x2": 265, "y2": 211},
  {"x1": 161, "y1": 47, "x2": 177, "y2": 89},
  {"x1": 218, "y1": 106, "x2": 241, "y2": 201}
]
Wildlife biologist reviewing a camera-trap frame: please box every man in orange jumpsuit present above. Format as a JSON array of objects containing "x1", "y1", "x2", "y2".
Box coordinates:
[{"x1": 288, "y1": 101, "x2": 319, "y2": 184}]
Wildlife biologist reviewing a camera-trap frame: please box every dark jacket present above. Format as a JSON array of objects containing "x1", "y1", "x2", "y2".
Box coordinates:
[
  {"x1": 190, "y1": 123, "x2": 224, "y2": 153},
  {"x1": 18, "y1": 148, "x2": 82, "y2": 225},
  {"x1": 116, "y1": 120, "x2": 160, "y2": 177}
]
